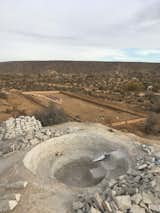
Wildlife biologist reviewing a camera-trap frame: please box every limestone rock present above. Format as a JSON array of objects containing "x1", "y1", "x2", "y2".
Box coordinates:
[
  {"x1": 0, "y1": 200, "x2": 18, "y2": 212},
  {"x1": 90, "y1": 206, "x2": 101, "y2": 213},
  {"x1": 142, "y1": 192, "x2": 152, "y2": 205},
  {"x1": 131, "y1": 193, "x2": 142, "y2": 205},
  {"x1": 131, "y1": 205, "x2": 145, "y2": 213},
  {"x1": 0, "y1": 193, "x2": 21, "y2": 202},
  {"x1": 149, "y1": 204, "x2": 160, "y2": 212},
  {"x1": 72, "y1": 201, "x2": 83, "y2": 210},
  {"x1": 115, "y1": 195, "x2": 131, "y2": 211},
  {"x1": 5, "y1": 181, "x2": 28, "y2": 189},
  {"x1": 90, "y1": 167, "x2": 106, "y2": 179}
]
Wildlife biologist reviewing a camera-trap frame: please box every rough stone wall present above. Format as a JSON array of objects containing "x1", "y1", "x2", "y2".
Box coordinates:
[
  {"x1": 0, "y1": 116, "x2": 73, "y2": 155},
  {"x1": 0, "y1": 116, "x2": 42, "y2": 140}
]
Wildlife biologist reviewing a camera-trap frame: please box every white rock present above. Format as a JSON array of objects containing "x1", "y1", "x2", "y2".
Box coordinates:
[
  {"x1": 138, "y1": 164, "x2": 148, "y2": 170},
  {"x1": 90, "y1": 206, "x2": 101, "y2": 213},
  {"x1": 115, "y1": 195, "x2": 132, "y2": 211},
  {"x1": 131, "y1": 205, "x2": 145, "y2": 213},
  {"x1": 5, "y1": 181, "x2": 28, "y2": 189},
  {"x1": 0, "y1": 193, "x2": 21, "y2": 202},
  {"x1": 0, "y1": 200, "x2": 18, "y2": 212},
  {"x1": 142, "y1": 192, "x2": 152, "y2": 205},
  {"x1": 131, "y1": 193, "x2": 142, "y2": 204},
  {"x1": 149, "y1": 204, "x2": 160, "y2": 212}
]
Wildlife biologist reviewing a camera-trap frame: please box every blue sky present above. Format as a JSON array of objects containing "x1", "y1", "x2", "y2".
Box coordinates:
[{"x1": 0, "y1": 0, "x2": 160, "y2": 62}]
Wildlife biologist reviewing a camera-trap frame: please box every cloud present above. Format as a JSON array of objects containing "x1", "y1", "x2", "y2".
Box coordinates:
[{"x1": 0, "y1": 0, "x2": 160, "y2": 61}]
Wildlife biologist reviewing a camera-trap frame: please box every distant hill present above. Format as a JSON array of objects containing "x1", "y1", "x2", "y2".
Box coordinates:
[{"x1": 0, "y1": 61, "x2": 160, "y2": 75}]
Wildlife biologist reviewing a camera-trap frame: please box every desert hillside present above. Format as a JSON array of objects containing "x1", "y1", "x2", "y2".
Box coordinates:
[{"x1": 0, "y1": 61, "x2": 160, "y2": 74}]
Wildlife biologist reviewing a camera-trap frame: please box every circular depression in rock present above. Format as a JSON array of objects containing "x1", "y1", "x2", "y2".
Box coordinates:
[
  {"x1": 54, "y1": 157, "x2": 105, "y2": 187},
  {"x1": 23, "y1": 131, "x2": 135, "y2": 189}
]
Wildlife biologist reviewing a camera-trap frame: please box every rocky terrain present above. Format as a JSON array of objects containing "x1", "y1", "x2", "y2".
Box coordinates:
[{"x1": 0, "y1": 116, "x2": 160, "y2": 212}]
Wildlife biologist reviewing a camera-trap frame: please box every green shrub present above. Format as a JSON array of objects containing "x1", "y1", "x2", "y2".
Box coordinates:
[{"x1": 124, "y1": 81, "x2": 144, "y2": 92}]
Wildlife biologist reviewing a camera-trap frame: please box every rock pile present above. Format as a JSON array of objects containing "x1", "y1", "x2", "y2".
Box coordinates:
[
  {"x1": 0, "y1": 116, "x2": 42, "y2": 140},
  {"x1": 72, "y1": 144, "x2": 160, "y2": 213},
  {"x1": 0, "y1": 116, "x2": 74, "y2": 155},
  {"x1": 0, "y1": 180, "x2": 28, "y2": 213}
]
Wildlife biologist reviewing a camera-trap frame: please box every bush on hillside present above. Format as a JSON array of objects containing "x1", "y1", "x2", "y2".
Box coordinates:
[
  {"x1": 124, "y1": 81, "x2": 144, "y2": 92},
  {"x1": 34, "y1": 103, "x2": 68, "y2": 126},
  {"x1": 144, "y1": 113, "x2": 160, "y2": 134},
  {"x1": 0, "y1": 92, "x2": 7, "y2": 99}
]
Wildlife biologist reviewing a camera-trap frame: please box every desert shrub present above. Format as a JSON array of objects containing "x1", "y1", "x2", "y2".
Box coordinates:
[
  {"x1": 0, "y1": 92, "x2": 7, "y2": 99},
  {"x1": 149, "y1": 94, "x2": 160, "y2": 113},
  {"x1": 34, "y1": 103, "x2": 68, "y2": 126},
  {"x1": 144, "y1": 113, "x2": 160, "y2": 134},
  {"x1": 124, "y1": 81, "x2": 144, "y2": 92}
]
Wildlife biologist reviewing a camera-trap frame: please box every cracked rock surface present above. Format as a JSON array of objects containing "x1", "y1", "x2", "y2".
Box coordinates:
[{"x1": 0, "y1": 116, "x2": 160, "y2": 213}]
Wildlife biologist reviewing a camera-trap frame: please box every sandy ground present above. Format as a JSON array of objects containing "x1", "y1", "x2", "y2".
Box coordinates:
[{"x1": 49, "y1": 93, "x2": 138, "y2": 124}]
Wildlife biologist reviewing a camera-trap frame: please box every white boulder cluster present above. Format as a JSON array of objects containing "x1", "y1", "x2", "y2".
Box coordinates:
[
  {"x1": 0, "y1": 116, "x2": 72, "y2": 155},
  {"x1": 0, "y1": 116, "x2": 42, "y2": 140}
]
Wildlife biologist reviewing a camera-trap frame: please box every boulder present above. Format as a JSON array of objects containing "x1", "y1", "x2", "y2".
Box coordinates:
[
  {"x1": 131, "y1": 205, "x2": 145, "y2": 213},
  {"x1": 115, "y1": 195, "x2": 131, "y2": 211},
  {"x1": 0, "y1": 200, "x2": 18, "y2": 212}
]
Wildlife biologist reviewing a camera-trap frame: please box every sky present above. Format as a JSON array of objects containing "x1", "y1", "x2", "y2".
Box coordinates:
[{"x1": 0, "y1": 0, "x2": 160, "y2": 62}]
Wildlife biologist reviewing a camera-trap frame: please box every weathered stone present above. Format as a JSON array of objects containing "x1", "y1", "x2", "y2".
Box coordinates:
[
  {"x1": 94, "y1": 193, "x2": 103, "y2": 211},
  {"x1": 0, "y1": 200, "x2": 18, "y2": 212},
  {"x1": 109, "y1": 179, "x2": 117, "y2": 188},
  {"x1": 115, "y1": 195, "x2": 131, "y2": 211},
  {"x1": 138, "y1": 164, "x2": 148, "y2": 170},
  {"x1": 126, "y1": 187, "x2": 137, "y2": 196},
  {"x1": 90, "y1": 167, "x2": 106, "y2": 179},
  {"x1": 131, "y1": 205, "x2": 145, "y2": 213},
  {"x1": 142, "y1": 192, "x2": 152, "y2": 205},
  {"x1": 131, "y1": 193, "x2": 142, "y2": 205},
  {"x1": 0, "y1": 193, "x2": 21, "y2": 202},
  {"x1": 5, "y1": 181, "x2": 28, "y2": 189},
  {"x1": 149, "y1": 204, "x2": 160, "y2": 212},
  {"x1": 103, "y1": 200, "x2": 112, "y2": 212},
  {"x1": 72, "y1": 201, "x2": 83, "y2": 210},
  {"x1": 154, "y1": 152, "x2": 160, "y2": 160},
  {"x1": 90, "y1": 206, "x2": 101, "y2": 213}
]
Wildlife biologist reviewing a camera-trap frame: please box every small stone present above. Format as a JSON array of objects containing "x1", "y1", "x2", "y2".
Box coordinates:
[
  {"x1": 0, "y1": 194, "x2": 21, "y2": 202},
  {"x1": 154, "y1": 152, "x2": 160, "y2": 160},
  {"x1": 90, "y1": 167, "x2": 106, "y2": 179},
  {"x1": 131, "y1": 205, "x2": 145, "y2": 213},
  {"x1": 115, "y1": 195, "x2": 131, "y2": 211},
  {"x1": 103, "y1": 200, "x2": 112, "y2": 212},
  {"x1": 142, "y1": 192, "x2": 152, "y2": 205},
  {"x1": 109, "y1": 179, "x2": 117, "y2": 188},
  {"x1": 126, "y1": 187, "x2": 137, "y2": 196},
  {"x1": 90, "y1": 206, "x2": 101, "y2": 213},
  {"x1": 0, "y1": 200, "x2": 18, "y2": 212},
  {"x1": 72, "y1": 201, "x2": 84, "y2": 210},
  {"x1": 151, "y1": 179, "x2": 156, "y2": 187},
  {"x1": 138, "y1": 164, "x2": 148, "y2": 170},
  {"x1": 94, "y1": 193, "x2": 103, "y2": 211},
  {"x1": 131, "y1": 193, "x2": 142, "y2": 205},
  {"x1": 150, "y1": 167, "x2": 160, "y2": 174},
  {"x1": 149, "y1": 204, "x2": 160, "y2": 212},
  {"x1": 5, "y1": 181, "x2": 28, "y2": 189}
]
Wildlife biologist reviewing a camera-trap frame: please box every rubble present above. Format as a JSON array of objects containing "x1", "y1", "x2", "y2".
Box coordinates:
[
  {"x1": 72, "y1": 143, "x2": 160, "y2": 213},
  {"x1": 0, "y1": 117, "x2": 160, "y2": 212},
  {"x1": 115, "y1": 195, "x2": 132, "y2": 211},
  {"x1": 0, "y1": 200, "x2": 18, "y2": 212},
  {"x1": 0, "y1": 116, "x2": 75, "y2": 155},
  {"x1": 5, "y1": 181, "x2": 28, "y2": 190}
]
